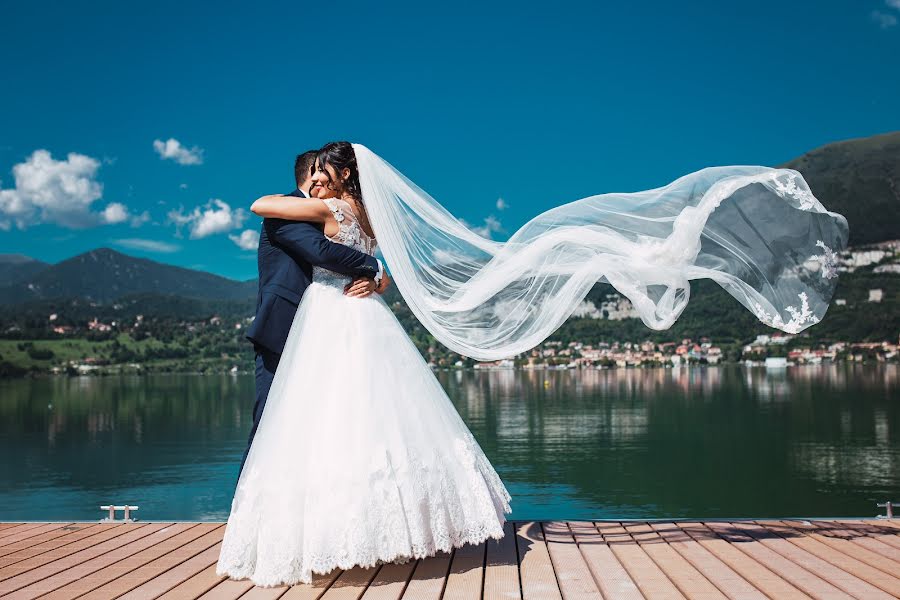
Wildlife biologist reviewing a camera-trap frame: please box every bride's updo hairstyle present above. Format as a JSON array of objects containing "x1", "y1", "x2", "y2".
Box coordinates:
[{"x1": 317, "y1": 141, "x2": 363, "y2": 200}]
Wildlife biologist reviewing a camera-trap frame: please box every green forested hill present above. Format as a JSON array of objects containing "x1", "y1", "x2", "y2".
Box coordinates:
[
  {"x1": 778, "y1": 130, "x2": 900, "y2": 246},
  {"x1": 0, "y1": 254, "x2": 49, "y2": 286}
]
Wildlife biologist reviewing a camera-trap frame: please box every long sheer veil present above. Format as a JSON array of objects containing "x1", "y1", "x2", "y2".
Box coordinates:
[{"x1": 353, "y1": 143, "x2": 849, "y2": 361}]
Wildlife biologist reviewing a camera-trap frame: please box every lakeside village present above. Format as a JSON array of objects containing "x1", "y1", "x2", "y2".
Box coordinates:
[
  {"x1": 15, "y1": 299, "x2": 898, "y2": 377},
  {"x1": 466, "y1": 336, "x2": 899, "y2": 371},
  {"x1": 27, "y1": 319, "x2": 900, "y2": 376},
  {"x1": 3, "y1": 240, "x2": 897, "y2": 376}
]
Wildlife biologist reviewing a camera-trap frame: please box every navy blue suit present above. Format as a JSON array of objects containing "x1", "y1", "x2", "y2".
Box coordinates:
[{"x1": 238, "y1": 189, "x2": 380, "y2": 479}]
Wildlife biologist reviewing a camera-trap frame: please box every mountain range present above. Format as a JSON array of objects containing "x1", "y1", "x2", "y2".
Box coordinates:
[
  {"x1": 0, "y1": 131, "x2": 897, "y2": 309},
  {"x1": 0, "y1": 248, "x2": 256, "y2": 305}
]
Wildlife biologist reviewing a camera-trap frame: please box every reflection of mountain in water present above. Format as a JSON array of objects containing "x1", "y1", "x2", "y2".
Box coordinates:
[
  {"x1": 792, "y1": 406, "x2": 895, "y2": 490},
  {"x1": 0, "y1": 364, "x2": 896, "y2": 520},
  {"x1": 438, "y1": 364, "x2": 899, "y2": 519},
  {"x1": 0, "y1": 375, "x2": 252, "y2": 520}
]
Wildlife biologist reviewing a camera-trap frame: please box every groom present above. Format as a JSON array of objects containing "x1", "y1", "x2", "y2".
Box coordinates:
[{"x1": 238, "y1": 149, "x2": 388, "y2": 478}]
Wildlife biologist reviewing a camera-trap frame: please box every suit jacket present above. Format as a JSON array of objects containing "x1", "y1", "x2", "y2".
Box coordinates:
[{"x1": 245, "y1": 189, "x2": 380, "y2": 356}]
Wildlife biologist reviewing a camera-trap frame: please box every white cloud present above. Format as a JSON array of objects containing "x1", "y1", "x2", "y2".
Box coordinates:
[
  {"x1": 168, "y1": 199, "x2": 248, "y2": 239},
  {"x1": 113, "y1": 238, "x2": 180, "y2": 253},
  {"x1": 496, "y1": 197, "x2": 508, "y2": 211},
  {"x1": 0, "y1": 149, "x2": 134, "y2": 229},
  {"x1": 887, "y1": 0, "x2": 900, "y2": 10},
  {"x1": 101, "y1": 202, "x2": 129, "y2": 224},
  {"x1": 100, "y1": 203, "x2": 151, "y2": 227},
  {"x1": 229, "y1": 229, "x2": 260, "y2": 251},
  {"x1": 472, "y1": 215, "x2": 504, "y2": 239},
  {"x1": 153, "y1": 138, "x2": 204, "y2": 166},
  {"x1": 872, "y1": 10, "x2": 898, "y2": 28},
  {"x1": 129, "y1": 210, "x2": 151, "y2": 227}
]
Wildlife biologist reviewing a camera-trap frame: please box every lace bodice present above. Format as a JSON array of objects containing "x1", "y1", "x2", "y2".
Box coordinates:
[{"x1": 312, "y1": 197, "x2": 378, "y2": 288}]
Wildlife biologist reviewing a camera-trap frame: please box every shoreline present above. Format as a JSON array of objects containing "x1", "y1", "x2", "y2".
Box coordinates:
[{"x1": 0, "y1": 358, "x2": 896, "y2": 380}]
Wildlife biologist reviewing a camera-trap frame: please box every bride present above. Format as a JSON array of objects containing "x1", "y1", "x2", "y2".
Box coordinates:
[
  {"x1": 216, "y1": 140, "x2": 848, "y2": 587},
  {"x1": 215, "y1": 142, "x2": 513, "y2": 587}
]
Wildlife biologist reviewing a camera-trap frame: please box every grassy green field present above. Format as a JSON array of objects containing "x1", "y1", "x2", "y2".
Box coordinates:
[{"x1": 0, "y1": 333, "x2": 248, "y2": 374}]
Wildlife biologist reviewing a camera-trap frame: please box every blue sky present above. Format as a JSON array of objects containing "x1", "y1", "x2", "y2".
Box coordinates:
[{"x1": 1, "y1": 0, "x2": 898, "y2": 281}]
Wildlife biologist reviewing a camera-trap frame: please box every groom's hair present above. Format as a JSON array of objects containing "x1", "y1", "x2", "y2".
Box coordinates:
[{"x1": 294, "y1": 150, "x2": 318, "y2": 187}]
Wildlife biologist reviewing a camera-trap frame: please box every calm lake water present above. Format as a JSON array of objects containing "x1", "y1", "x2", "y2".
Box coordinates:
[{"x1": 0, "y1": 364, "x2": 897, "y2": 522}]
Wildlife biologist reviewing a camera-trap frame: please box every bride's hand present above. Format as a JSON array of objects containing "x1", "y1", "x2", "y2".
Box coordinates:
[{"x1": 344, "y1": 277, "x2": 377, "y2": 298}]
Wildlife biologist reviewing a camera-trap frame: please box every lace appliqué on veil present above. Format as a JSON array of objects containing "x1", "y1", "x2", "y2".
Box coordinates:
[
  {"x1": 808, "y1": 240, "x2": 839, "y2": 280},
  {"x1": 754, "y1": 291, "x2": 819, "y2": 335},
  {"x1": 773, "y1": 173, "x2": 817, "y2": 211}
]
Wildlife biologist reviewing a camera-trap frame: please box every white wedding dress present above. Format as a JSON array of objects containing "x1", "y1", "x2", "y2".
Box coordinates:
[{"x1": 215, "y1": 197, "x2": 512, "y2": 587}]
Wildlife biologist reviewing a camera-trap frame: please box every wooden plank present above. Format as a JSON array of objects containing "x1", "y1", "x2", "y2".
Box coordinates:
[
  {"x1": 734, "y1": 521, "x2": 894, "y2": 599},
  {"x1": 0, "y1": 524, "x2": 60, "y2": 544},
  {"x1": 623, "y1": 522, "x2": 725, "y2": 600},
  {"x1": 280, "y1": 569, "x2": 343, "y2": 600},
  {"x1": 360, "y1": 559, "x2": 417, "y2": 600},
  {"x1": 155, "y1": 563, "x2": 226, "y2": 600},
  {"x1": 0, "y1": 519, "x2": 896, "y2": 600},
  {"x1": 619, "y1": 524, "x2": 692, "y2": 596},
  {"x1": 838, "y1": 520, "x2": 900, "y2": 551},
  {"x1": 0, "y1": 523, "x2": 73, "y2": 550},
  {"x1": 35, "y1": 523, "x2": 215, "y2": 600},
  {"x1": 0, "y1": 523, "x2": 164, "y2": 593},
  {"x1": 704, "y1": 521, "x2": 854, "y2": 600},
  {"x1": 69, "y1": 524, "x2": 226, "y2": 600},
  {"x1": 756, "y1": 520, "x2": 900, "y2": 598},
  {"x1": 599, "y1": 522, "x2": 683, "y2": 600},
  {"x1": 517, "y1": 521, "x2": 563, "y2": 600},
  {"x1": 568, "y1": 521, "x2": 640, "y2": 600},
  {"x1": 804, "y1": 521, "x2": 900, "y2": 573},
  {"x1": 196, "y1": 576, "x2": 255, "y2": 599},
  {"x1": 483, "y1": 521, "x2": 521, "y2": 600},
  {"x1": 400, "y1": 551, "x2": 451, "y2": 600},
  {"x1": 648, "y1": 522, "x2": 766, "y2": 600},
  {"x1": 0, "y1": 524, "x2": 103, "y2": 562},
  {"x1": 241, "y1": 582, "x2": 292, "y2": 599},
  {"x1": 319, "y1": 564, "x2": 381, "y2": 600},
  {"x1": 0, "y1": 524, "x2": 130, "y2": 573},
  {"x1": 443, "y1": 541, "x2": 486, "y2": 600},
  {"x1": 541, "y1": 522, "x2": 602, "y2": 600},
  {"x1": 0, "y1": 522, "x2": 187, "y2": 599},
  {"x1": 117, "y1": 542, "x2": 223, "y2": 600},
  {"x1": 675, "y1": 522, "x2": 809, "y2": 600}
]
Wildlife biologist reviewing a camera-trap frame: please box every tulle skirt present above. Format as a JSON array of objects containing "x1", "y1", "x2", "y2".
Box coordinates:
[{"x1": 215, "y1": 277, "x2": 512, "y2": 587}]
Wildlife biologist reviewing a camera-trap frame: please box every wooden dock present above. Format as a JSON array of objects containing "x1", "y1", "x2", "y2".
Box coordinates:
[{"x1": 0, "y1": 519, "x2": 899, "y2": 599}]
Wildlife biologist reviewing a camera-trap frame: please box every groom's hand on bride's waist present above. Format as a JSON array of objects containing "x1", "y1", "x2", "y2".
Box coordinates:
[
  {"x1": 344, "y1": 277, "x2": 378, "y2": 298},
  {"x1": 344, "y1": 274, "x2": 391, "y2": 298}
]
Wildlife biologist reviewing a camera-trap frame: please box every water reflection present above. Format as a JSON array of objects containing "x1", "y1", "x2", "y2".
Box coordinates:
[{"x1": 0, "y1": 364, "x2": 897, "y2": 521}]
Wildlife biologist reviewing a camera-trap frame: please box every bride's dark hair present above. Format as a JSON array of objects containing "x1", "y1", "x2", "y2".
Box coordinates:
[{"x1": 317, "y1": 141, "x2": 362, "y2": 200}]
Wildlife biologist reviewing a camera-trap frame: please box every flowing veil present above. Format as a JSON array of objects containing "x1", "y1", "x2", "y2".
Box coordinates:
[{"x1": 353, "y1": 143, "x2": 849, "y2": 361}]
